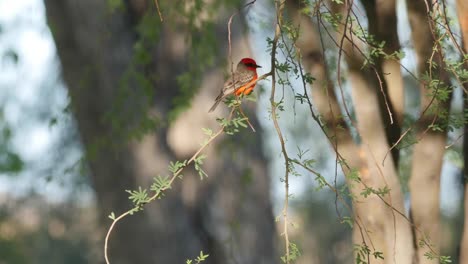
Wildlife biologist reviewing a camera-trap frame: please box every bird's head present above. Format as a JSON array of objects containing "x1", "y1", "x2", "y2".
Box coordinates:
[{"x1": 238, "y1": 58, "x2": 261, "y2": 71}]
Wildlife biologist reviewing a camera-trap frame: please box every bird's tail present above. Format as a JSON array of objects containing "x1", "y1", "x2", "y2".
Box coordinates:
[{"x1": 208, "y1": 98, "x2": 222, "y2": 113}]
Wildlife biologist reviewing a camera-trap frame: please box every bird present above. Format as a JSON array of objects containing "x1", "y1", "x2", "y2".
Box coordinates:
[{"x1": 208, "y1": 58, "x2": 262, "y2": 112}]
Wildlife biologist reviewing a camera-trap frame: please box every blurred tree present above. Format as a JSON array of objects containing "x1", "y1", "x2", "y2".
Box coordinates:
[
  {"x1": 0, "y1": 193, "x2": 100, "y2": 264},
  {"x1": 292, "y1": 187, "x2": 352, "y2": 264},
  {"x1": 39, "y1": 0, "x2": 468, "y2": 263},
  {"x1": 284, "y1": 0, "x2": 467, "y2": 263},
  {"x1": 43, "y1": 0, "x2": 276, "y2": 264},
  {"x1": 458, "y1": 0, "x2": 468, "y2": 262}
]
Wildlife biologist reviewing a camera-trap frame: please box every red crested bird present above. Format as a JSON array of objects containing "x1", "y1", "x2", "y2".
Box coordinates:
[{"x1": 208, "y1": 58, "x2": 261, "y2": 112}]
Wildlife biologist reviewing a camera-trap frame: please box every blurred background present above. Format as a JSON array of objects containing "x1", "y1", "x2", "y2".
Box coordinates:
[{"x1": 0, "y1": 0, "x2": 465, "y2": 263}]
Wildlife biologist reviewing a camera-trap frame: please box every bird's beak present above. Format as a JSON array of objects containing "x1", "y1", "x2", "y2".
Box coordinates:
[{"x1": 256, "y1": 65, "x2": 262, "y2": 68}]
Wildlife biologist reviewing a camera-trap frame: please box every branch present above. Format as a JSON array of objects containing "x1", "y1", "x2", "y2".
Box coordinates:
[
  {"x1": 104, "y1": 108, "x2": 239, "y2": 264},
  {"x1": 269, "y1": 0, "x2": 292, "y2": 262},
  {"x1": 153, "y1": 0, "x2": 163, "y2": 22}
]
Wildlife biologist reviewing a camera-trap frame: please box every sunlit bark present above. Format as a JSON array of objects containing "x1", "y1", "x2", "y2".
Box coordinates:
[
  {"x1": 330, "y1": 2, "x2": 412, "y2": 263},
  {"x1": 371, "y1": 0, "x2": 404, "y2": 126},
  {"x1": 406, "y1": 1, "x2": 452, "y2": 262},
  {"x1": 286, "y1": 0, "x2": 370, "y2": 257},
  {"x1": 457, "y1": 0, "x2": 468, "y2": 48},
  {"x1": 287, "y1": 0, "x2": 412, "y2": 262},
  {"x1": 361, "y1": 0, "x2": 404, "y2": 158}
]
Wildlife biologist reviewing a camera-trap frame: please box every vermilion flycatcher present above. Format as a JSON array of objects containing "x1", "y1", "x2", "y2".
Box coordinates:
[{"x1": 208, "y1": 58, "x2": 262, "y2": 112}]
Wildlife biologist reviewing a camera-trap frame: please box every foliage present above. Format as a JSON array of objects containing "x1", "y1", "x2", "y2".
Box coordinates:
[
  {"x1": 353, "y1": 244, "x2": 384, "y2": 264},
  {"x1": 186, "y1": 251, "x2": 209, "y2": 264},
  {"x1": 104, "y1": 101, "x2": 253, "y2": 262},
  {"x1": 102, "y1": 0, "x2": 468, "y2": 260},
  {"x1": 280, "y1": 242, "x2": 301, "y2": 263},
  {"x1": 0, "y1": 195, "x2": 100, "y2": 264},
  {"x1": 0, "y1": 112, "x2": 23, "y2": 174},
  {"x1": 44, "y1": 0, "x2": 468, "y2": 263}
]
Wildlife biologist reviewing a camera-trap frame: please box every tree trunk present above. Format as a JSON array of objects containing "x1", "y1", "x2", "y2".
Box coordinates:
[
  {"x1": 44, "y1": 1, "x2": 276, "y2": 263},
  {"x1": 363, "y1": 0, "x2": 404, "y2": 126},
  {"x1": 287, "y1": 0, "x2": 413, "y2": 263},
  {"x1": 461, "y1": 93, "x2": 468, "y2": 264},
  {"x1": 406, "y1": 1, "x2": 452, "y2": 262},
  {"x1": 330, "y1": 2, "x2": 413, "y2": 263}
]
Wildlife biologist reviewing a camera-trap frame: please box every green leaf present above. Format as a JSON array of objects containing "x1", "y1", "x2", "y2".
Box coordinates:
[
  {"x1": 201, "y1": 128, "x2": 213, "y2": 137},
  {"x1": 150, "y1": 175, "x2": 172, "y2": 194},
  {"x1": 195, "y1": 251, "x2": 209, "y2": 263},
  {"x1": 168, "y1": 160, "x2": 187, "y2": 173},
  {"x1": 126, "y1": 187, "x2": 149, "y2": 206},
  {"x1": 373, "y1": 251, "x2": 384, "y2": 259},
  {"x1": 194, "y1": 155, "x2": 208, "y2": 179},
  {"x1": 280, "y1": 242, "x2": 301, "y2": 263},
  {"x1": 341, "y1": 216, "x2": 353, "y2": 228},
  {"x1": 108, "y1": 212, "x2": 116, "y2": 220}
]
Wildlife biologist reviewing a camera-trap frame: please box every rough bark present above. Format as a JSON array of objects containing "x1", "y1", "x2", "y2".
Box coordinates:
[
  {"x1": 44, "y1": 1, "x2": 276, "y2": 263},
  {"x1": 406, "y1": 1, "x2": 452, "y2": 263}
]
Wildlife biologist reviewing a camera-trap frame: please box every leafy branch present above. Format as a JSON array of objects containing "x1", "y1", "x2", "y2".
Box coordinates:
[
  {"x1": 104, "y1": 105, "x2": 256, "y2": 263},
  {"x1": 104, "y1": 126, "x2": 223, "y2": 263}
]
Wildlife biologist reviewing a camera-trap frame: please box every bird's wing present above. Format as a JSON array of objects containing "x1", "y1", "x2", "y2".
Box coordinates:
[
  {"x1": 222, "y1": 78, "x2": 241, "y2": 94},
  {"x1": 222, "y1": 71, "x2": 254, "y2": 95}
]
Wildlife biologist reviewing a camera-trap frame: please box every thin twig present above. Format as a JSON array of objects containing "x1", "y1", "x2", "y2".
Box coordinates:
[
  {"x1": 227, "y1": 0, "x2": 257, "y2": 76},
  {"x1": 290, "y1": 158, "x2": 375, "y2": 252},
  {"x1": 153, "y1": 0, "x2": 163, "y2": 22},
  {"x1": 270, "y1": 0, "x2": 291, "y2": 262},
  {"x1": 104, "y1": 125, "x2": 226, "y2": 264},
  {"x1": 238, "y1": 106, "x2": 256, "y2": 132},
  {"x1": 445, "y1": 131, "x2": 465, "y2": 149}
]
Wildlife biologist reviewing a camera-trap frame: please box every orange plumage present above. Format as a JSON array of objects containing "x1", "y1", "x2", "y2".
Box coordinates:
[{"x1": 208, "y1": 58, "x2": 261, "y2": 112}]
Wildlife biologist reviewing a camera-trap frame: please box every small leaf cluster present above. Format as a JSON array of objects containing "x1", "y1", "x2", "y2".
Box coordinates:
[
  {"x1": 353, "y1": 244, "x2": 384, "y2": 264},
  {"x1": 419, "y1": 239, "x2": 452, "y2": 264},
  {"x1": 126, "y1": 187, "x2": 150, "y2": 214},
  {"x1": 340, "y1": 216, "x2": 353, "y2": 228},
  {"x1": 360, "y1": 186, "x2": 390, "y2": 198},
  {"x1": 194, "y1": 155, "x2": 208, "y2": 179},
  {"x1": 321, "y1": 11, "x2": 343, "y2": 31},
  {"x1": 151, "y1": 175, "x2": 172, "y2": 195},
  {"x1": 280, "y1": 242, "x2": 301, "y2": 263},
  {"x1": 186, "y1": 251, "x2": 209, "y2": 264},
  {"x1": 424, "y1": 251, "x2": 452, "y2": 264},
  {"x1": 217, "y1": 115, "x2": 249, "y2": 135},
  {"x1": 123, "y1": 159, "x2": 187, "y2": 210},
  {"x1": 126, "y1": 187, "x2": 150, "y2": 206}
]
